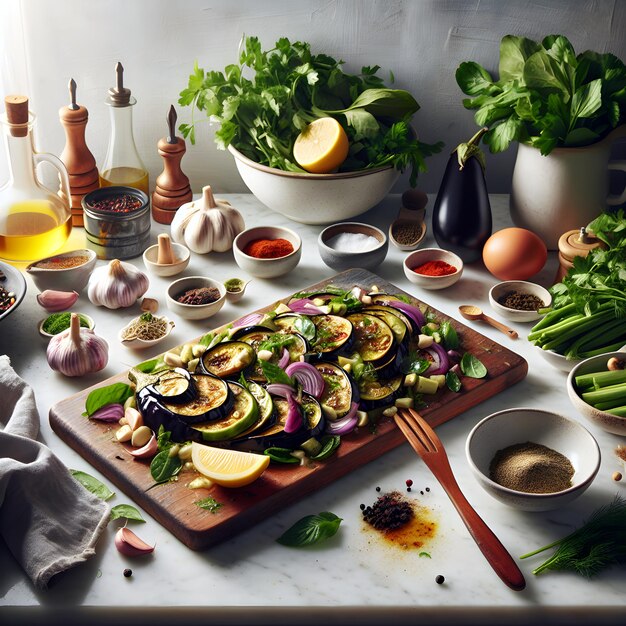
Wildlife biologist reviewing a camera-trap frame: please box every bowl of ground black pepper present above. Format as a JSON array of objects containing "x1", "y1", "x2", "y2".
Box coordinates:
[
  {"x1": 489, "y1": 280, "x2": 552, "y2": 323},
  {"x1": 466, "y1": 408, "x2": 600, "y2": 511},
  {"x1": 166, "y1": 276, "x2": 226, "y2": 320},
  {"x1": 233, "y1": 226, "x2": 302, "y2": 278}
]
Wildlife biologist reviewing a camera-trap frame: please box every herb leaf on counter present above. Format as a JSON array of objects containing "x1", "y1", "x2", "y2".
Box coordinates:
[
  {"x1": 70, "y1": 469, "x2": 115, "y2": 501},
  {"x1": 110, "y1": 504, "x2": 145, "y2": 522},
  {"x1": 277, "y1": 512, "x2": 343, "y2": 547}
]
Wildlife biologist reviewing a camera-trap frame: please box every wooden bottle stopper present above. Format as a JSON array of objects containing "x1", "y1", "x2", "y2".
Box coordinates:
[
  {"x1": 59, "y1": 79, "x2": 100, "y2": 226},
  {"x1": 5, "y1": 95, "x2": 29, "y2": 137},
  {"x1": 157, "y1": 233, "x2": 177, "y2": 264},
  {"x1": 152, "y1": 105, "x2": 192, "y2": 224}
]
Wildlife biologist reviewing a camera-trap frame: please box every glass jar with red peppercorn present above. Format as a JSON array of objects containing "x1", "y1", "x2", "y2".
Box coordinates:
[{"x1": 82, "y1": 186, "x2": 150, "y2": 259}]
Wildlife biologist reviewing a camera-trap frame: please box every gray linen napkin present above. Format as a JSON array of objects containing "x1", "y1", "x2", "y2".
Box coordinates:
[{"x1": 0, "y1": 355, "x2": 110, "y2": 589}]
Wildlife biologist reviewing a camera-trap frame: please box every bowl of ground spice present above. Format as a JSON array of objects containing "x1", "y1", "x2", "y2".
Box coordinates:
[
  {"x1": 489, "y1": 280, "x2": 551, "y2": 323},
  {"x1": 318, "y1": 222, "x2": 388, "y2": 272},
  {"x1": 403, "y1": 248, "x2": 463, "y2": 290},
  {"x1": 233, "y1": 226, "x2": 302, "y2": 279},
  {"x1": 466, "y1": 408, "x2": 600, "y2": 512},
  {"x1": 166, "y1": 276, "x2": 226, "y2": 320},
  {"x1": 26, "y1": 249, "x2": 97, "y2": 294}
]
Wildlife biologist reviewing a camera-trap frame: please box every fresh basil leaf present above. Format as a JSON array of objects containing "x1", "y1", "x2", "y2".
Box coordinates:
[
  {"x1": 440, "y1": 321, "x2": 459, "y2": 350},
  {"x1": 499, "y1": 35, "x2": 541, "y2": 81},
  {"x1": 460, "y1": 353, "x2": 488, "y2": 379},
  {"x1": 195, "y1": 496, "x2": 223, "y2": 513},
  {"x1": 400, "y1": 351, "x2": 430, "y2": 376},
  {"x1": 264, "y1": 447, "x2": 300, "y2": 464},
  {"x1": 150, "y1": 449, "x2": 183, "y2": 484},
  {"x1": 110, "y1": 504, "x2": 145, "y2": 522},
  {"x1": 455, "y1": 62, "x2": 495, "y2": 96},
  {"x1": 311, "y1": 435, "x2": 341, "y2": 460},
  {"x1": 70, "y1": 470, "x2": 115, "y2": 501},
  {"x1": 276, "y1": 512, "x2": 342, "y2": 547},
  {"x1": 260, "y1": 360, "x2": 294, "y2": 386},
  {"x1": 134, "y1": 357, "x2": 161, "y2": 374},
  {"x1": 84, "y1": 383, "x2": 134, "y2": 417},
  {"x1": 293, "y1": 316, "x2": 316, "y2": 342},
  {"x1": 156, "y1": 425, "x2": 172, "y2": 451},
  {"x1": 258, "y1": 333, "x2": 295, "y2": 353},
  {"x1": 445, "y1": 371, "x2": 462, "y2": 393}
]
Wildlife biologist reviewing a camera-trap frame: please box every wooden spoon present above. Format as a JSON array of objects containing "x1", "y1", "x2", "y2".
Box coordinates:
[{"x1": 459, "y1": 305, "x2": 518, "y2": 339}]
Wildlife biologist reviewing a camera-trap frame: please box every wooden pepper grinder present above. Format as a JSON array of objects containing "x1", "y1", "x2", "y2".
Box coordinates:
[
  {"x1": 152, "y1": 105, "x2": 192, "y2": 224},
  {"x1": 554, "y1": 226, "x2": 605, "y2": 283},
  {"x1": 59, "y1": 78, "x2": 99, "y2": 227}
]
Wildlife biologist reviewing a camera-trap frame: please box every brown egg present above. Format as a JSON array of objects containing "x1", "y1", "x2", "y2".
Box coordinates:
[{"x1": 482, "y1": 228, "x2": 547, "y2": 280}]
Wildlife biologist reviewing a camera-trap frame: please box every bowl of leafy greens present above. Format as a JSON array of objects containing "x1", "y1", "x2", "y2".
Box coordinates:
[{"x1": 179, "y1": 36, "x2": 442, "y2": 224}]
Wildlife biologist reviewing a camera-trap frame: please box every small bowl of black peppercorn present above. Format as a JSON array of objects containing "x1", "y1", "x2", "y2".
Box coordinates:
[{"x1": 488, "y1": 280, "x2": 551, "y2": 323}]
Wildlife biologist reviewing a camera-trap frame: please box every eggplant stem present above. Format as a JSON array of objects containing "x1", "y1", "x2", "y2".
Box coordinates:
[{"x1": 468, "y1": 126, "x2": 489, "y2": 147}]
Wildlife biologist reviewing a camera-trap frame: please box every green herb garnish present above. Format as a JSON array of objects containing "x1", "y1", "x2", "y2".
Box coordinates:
[
  {"x1": 150, "y1": 449, "x2": 183, "y2": 484},
  {"x1": 195, "y1": 496, "x2": 223, "y2": 513},
  {"x1": 83, "y1": 383, "x2": 134, "y2": 417},
  {"x1": 445, "y1": 370, "x2": 462, "y2": 392},
  {"x1": 42, "y1": 312, "x2": 90, "y2": 335},
  {"x1": 311, "y1": 435, "x2": 341, "y2": 461},
  {"x1": 260, "y1": 360, "x2": 294, "y2": 386},
  {"x1": 520, "y1": 496, "x2": 626, "y2": 577},
  {"x1": 110, "y1": 504, "x2": 145, "y2": 522},
  {"x1": 276, "y1": 512, "x2": 343, "y2": 547},
  {"x1": 179, "y1": 36, "x2": 442, "y2": 185},
  {"x1": 264, "y1": 447, "x2": 300, "y2": 464},
  {"x1": 460, "y1": 353, "x2": 487, "y2": 379},
  {"x1": 70, "y1": 470, "x2": 115, "y2": 501}
]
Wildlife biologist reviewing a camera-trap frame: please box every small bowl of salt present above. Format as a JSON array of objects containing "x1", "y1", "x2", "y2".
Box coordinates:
[{"x1": 318, "y1": 222, "x2": 388, "y2": 272}]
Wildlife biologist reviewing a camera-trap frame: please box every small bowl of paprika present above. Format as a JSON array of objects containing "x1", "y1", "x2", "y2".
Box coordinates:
[
  {"x1": 403, "y1": 248, "x2": 463, "y2": 290},
  {"x1": 233, "y1": 226, "x2": 302, "y2": 279}
]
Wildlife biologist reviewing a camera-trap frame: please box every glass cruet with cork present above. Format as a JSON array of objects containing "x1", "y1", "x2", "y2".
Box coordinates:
[
  {"x1": 100, "y1": 62, "x2": 149, "y2": 194},
  {"x1": 0, "y1": 95, "x2": 72, "y2": 261}
]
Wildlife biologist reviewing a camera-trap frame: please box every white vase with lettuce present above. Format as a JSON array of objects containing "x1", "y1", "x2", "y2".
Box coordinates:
[{"x1": 457, "y1": 34, "x2": 626, "y2": 249}]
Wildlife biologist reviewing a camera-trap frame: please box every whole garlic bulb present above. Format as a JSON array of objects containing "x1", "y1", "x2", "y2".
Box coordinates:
[
  {"x1": 171, "y1": 185, "x2": 245, "y2": 253},
  {"x1": 47, "y1": 313, "x2": 108, "y2": 377},
  {"x1": 88, "y1": 259, "x2": 149, "y2": 309}
]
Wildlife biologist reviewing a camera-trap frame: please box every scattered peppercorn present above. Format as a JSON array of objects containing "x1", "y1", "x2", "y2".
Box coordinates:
[
  {"x1": 90, "y1": 194, "x2": 142, "y2": 213},
  {"x1": 613, "y1": 471, "x2": 623, "y2": 482},
  {"x1": 360, "y1": 503, "x2": 365, "y2": 510},
  {"x1": 375, "y1": 486, "x2": 381, "y2": 492},
  {"x1": 362, "y1": 491, "x2": 414, "y2": 531},
  {"x1": 435, "y1": 575, "x2": 445, "y2": 585},
  {"x1": 405, "y1": 479, "x2": 413, "y2": 487},
  {"x1": 425, "y1": 487, "x2": 430, "y2": 492},
  {"x1": 420, "y1": 491, "x2": 424, "y2": 495},
  {"x1": 123, "y1": 568, "x2": 132, "y2": 578}
]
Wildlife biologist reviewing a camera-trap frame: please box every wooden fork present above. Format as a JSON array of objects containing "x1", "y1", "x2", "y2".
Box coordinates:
[{"x1": 395, "y1": 408, "x2": 526, "y2": 591}]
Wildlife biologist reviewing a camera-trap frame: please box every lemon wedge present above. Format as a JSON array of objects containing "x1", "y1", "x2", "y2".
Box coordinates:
[
  {"x1": 191, "y1": 442, "x2": 270, "y2": 488},
  {"x1": 293, "y1": 117, "x2": 349, "y2": 173}
]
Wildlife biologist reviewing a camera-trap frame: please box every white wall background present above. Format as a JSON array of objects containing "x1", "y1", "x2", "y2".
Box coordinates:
[{"x1": 1, "y1": 0, "x2": 625, "y2": 196}]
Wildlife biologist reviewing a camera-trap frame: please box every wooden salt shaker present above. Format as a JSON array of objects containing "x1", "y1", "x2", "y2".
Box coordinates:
[
  {"x1": 152, "y1": 105, "x2": 192, "y2": 224},
  {"x1": 59, "y1": 78, "x2": 99, "y2": 226}
]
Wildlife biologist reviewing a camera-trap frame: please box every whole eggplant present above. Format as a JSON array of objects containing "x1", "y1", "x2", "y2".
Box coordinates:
[{"x1": 432, "y1": 127, "x2": 492, "y2": 263}]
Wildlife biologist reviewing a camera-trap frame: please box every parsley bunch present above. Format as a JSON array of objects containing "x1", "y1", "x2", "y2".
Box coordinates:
[{"x1": 179, "y1": 36, "x2": 442, "y2": 185}]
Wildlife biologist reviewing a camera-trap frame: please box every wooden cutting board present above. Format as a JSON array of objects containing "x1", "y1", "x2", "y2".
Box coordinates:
[{"x1": 49, "y1": 269, "x2": 527, "y2": 550}]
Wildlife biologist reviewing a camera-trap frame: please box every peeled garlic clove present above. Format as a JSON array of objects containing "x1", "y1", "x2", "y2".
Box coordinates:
[
  {"x1": 37, "y1": 289, "x2": 79, "y2": 312},
  {"x1": 128, "y1": 433, "x2": 158, "y2": 459},
  {"x1": 114, "y1": 527, "x2": 155, "y2": 557},
  {"x1": 131, "y1": 425, "x2": 152, "y2": 448},
  {"x1": 125, "y1": 407, "x2": 144, "y2": 431}
]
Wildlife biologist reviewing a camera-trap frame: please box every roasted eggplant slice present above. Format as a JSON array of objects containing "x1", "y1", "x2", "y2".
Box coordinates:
[
  {"x1": 200, "y1": 341, "x2": 256, "y2": 378},
  {"x1": 358, "y1": 376, "x2": 403, "y2": 410},
  {"x1": 314, "y1": 361, "x2": 358, "y2": 419},
  {"x1": 309, "y1": 314, "x2": 354, "y2": 358},
  {"x1": 233, "y1": 380, "x2": 276, "y2": 439},
  {"x1": 151, "y1": 368, "x2": 195, "y2": 404},
  {"x1": 346, "y1": 313, "x2": 395, "y2": 363},
  {"x1": 191, "y1": 382, "x2": 259, "y2": 442},
  {"x1": 361, "y1": 306, "x2": 409, "y2": 344},
  {"x1": 363, "y1": 304, "x2": 416, "y2": 335}
]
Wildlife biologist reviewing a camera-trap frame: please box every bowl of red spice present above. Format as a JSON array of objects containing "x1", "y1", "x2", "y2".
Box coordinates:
[
  {"x1": 166, "y1": 276, "x2": 226, "y2": 321},
  {"x1": 403, "y1": 248, "x2": 463, "y2": 290},
  {"x1": 26, "y1": 249, "x2": 97, "y2": 294},
  {"x1": 465, "y1": 408, "x2": 600, "y2": 512},
  {"x1": 489, "y1": 280, "x2": 552, "y2": 323},
  {"x1": 233, "y1": 226, "x2": 302, "y2": 279}
]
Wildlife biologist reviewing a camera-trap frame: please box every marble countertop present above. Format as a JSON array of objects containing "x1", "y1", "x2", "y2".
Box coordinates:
[{"x1": 2, "y1": 194, "x2": 625, "y2": 625}]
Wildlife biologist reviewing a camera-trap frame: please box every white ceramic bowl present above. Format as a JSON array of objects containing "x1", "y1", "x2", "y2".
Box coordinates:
[
  {"x1": 118, "y1": 314, "x2": 175, "y2": 350},
  {"x1": 224, "y1": 278, "x2": 250, "y2": 304},
  {"x1": 0, "y1": 260, "x2": 27, "y2": 323},
  {"x1": 166, "y1": 276, "x2": 226, "y2": 321},
  {"x1": 143, "y1": 242, "x2": 190, "y2": 277},
  {"x1": 233, "y1": 226, "x2": 302, "y2": 279},
  {"x1": 318, "y1": 222, "x2": 388, "y2": 272},
  {"x1": 26, "y1": 249, "x2": 97, "y2": 293},
  {"x1": 403, "y1": 248, "x2": 463, "y2": 290},
  {"x1": 489, "y1": 280, "x2": 552, "y2": 323},
  {"x1": 466, "y1": 408, "x2": 600, "y2": 512},
  {"x1": 38, "y1": 313, "x2": 95, "y2": 339},
  {"x1": 567, "y1": 350, "x2": 626, "y2": 436},
  {"x1": 229, "y1": 145, "x2": 400, "y2": 225},
  {"x1": 534, "y1": 345, "x2": 582, "y2": 373}
]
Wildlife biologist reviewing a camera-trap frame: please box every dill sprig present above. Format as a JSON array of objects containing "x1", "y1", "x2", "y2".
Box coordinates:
[{"x1": 520, "y1": 496, "x2": 626, "y2": 577}]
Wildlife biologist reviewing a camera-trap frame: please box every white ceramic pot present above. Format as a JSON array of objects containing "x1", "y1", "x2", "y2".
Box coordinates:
[{"x1": 510, "y1": 125, "x2": 626, "y2": 250}]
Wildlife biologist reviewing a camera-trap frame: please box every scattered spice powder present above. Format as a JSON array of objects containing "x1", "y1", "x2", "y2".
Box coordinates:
[
  {"x1": 489, "y1": 441, "x2": 574, "y2": 494},
  {"x1": 176, "y1": 287, "x2": 221, "y2": 305},
  {"x1": 413, "y1": 259, "x2": 457, "y2": 276},
  {"x1": 244, "y1": 238, "x2": 294, "y2": 259},
  {"x1": 34, "y1": 254, "x2": 89, "y2": 270},
  {"x1": 498, "y1": 290, "x2": 545, "y2": 311},
  {"x1": 392, "y1": 221, "x2": 422, "y2": 245},
  {"x1": 90, "y1": 194, "x2": 143, "y2": 213}
]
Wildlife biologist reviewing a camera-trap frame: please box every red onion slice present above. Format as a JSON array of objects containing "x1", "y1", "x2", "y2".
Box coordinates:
[
  {"x1": 378, "y1": 299, "x2": 426, "y2": 330},
  {"x1": 425, "y1": 342, "x2": 450, "y2": 376},
  {"x1": 288, "y1": 298, "x2": 325, "y2": 315},
  {"x1": 266, "y1": 383, "x2": 295, "y2": 398},
  {"x1": 90, "y1": 403, "x2": 125, "y2": 422},
  {"x1": 284, "y1": 394, "x2": 304, "y2": 433},
  {"x1": 325, "y1": 402, "x2": 359, "y2": 435},
  {"x1": 232, "y1": 312, "x2": 264, "y2": 328},
  {"x1": 277, "y1": 348, "x2": 290, "y2": 369},
  {"x1": 285, "y1": 362, "x2": 325, "y2": 399}
]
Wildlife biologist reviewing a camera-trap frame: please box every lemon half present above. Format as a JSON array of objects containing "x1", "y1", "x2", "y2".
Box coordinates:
[
  {"x1": 293, "y1": 117, "x2": 349, "y2": 173},
  {"x1": 191, "y1": 442, "x2": 270, "y2": 488}
]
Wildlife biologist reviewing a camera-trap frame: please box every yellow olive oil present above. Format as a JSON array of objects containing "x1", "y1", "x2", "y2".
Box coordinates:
[
  {"x1": 0, "y1": 199, "x2": 72, "y2": 261},
  {"x1": 100, "y1": 167, "x2": 149, "y2": 194}
]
